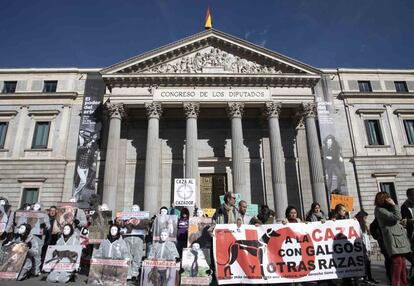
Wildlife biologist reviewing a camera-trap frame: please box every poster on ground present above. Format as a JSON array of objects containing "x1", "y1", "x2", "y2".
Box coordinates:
[
  {"x1": 181, "y1": 248, "x2": 211, "y2": 285},
  {"x1": 14, "y1": 211, "x2": 49, "y2": 236},
  {"x1": 88, "y1": 210, "x2": 112, "y2": 243},
  {"x1": 53, "y1": 202, "x2": 77, "y2": 233},
  {"x1": 187, "y1": 217, "x2": 212, "y2": 248},
  {"x1": 140, "y1": 259, "x2": 180, "y2": 286},
  {"x1": 152, "y1": 214, "x2": 178, "y2": 242},
  {"x1": 43, "y1": 245, "x2": 82, "y2": 272},
  {"x1": 213, "y1": 219, "x2": 364, "y2": 284},
  {"x1": 116, "y1": 211, "x2": 150, "y2": 236},
  {"x1": 88, "y1": 258, "x2": 129, "y2": 286},
  {"x1": 174, "y1": 179, "x2": 196, "y2": 207},
  {"x1": 0, "y1": 243, "x2": 28, "y2": 280}
]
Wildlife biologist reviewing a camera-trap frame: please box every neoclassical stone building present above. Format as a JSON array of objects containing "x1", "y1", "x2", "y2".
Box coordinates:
[{"x1": 0, "y1": 29, "x2": 413, "y2": 219}]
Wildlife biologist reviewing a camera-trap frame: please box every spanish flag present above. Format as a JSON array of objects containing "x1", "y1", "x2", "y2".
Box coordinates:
[{"x1": 205, "y1": 7, "x2": 212, "y2": 29}]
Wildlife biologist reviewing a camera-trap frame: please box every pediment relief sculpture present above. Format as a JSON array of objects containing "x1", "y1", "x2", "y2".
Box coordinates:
[{"x1": 142, "y1": 47, "x2": 283, "y2": 74}]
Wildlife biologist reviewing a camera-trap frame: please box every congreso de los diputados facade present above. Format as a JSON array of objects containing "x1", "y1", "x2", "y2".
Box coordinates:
[{"x1": 0, "y1": 28, "x2": 413, "y2": 219}]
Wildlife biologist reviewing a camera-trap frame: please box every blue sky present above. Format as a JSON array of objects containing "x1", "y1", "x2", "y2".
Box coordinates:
[{"x1": 1, "y1": 0, "x2": 413, "y2": 69}]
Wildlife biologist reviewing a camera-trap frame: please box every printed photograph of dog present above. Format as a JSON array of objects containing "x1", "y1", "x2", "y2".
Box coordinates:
[
  {"x1": 43, "y1": 245, "x2": 82, "y2": 272},
  {"x1": 0, "y1": 243, "x2": 28, "y2": 280}
]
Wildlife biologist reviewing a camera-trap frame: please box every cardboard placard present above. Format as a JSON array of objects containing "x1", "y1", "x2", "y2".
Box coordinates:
[
  {"x1": 43, "y1": 245, "x2": 82, "y2": 272},
  {"x1": 0, "y1": 243, "x2": 28, "y2": 280},
  {"x1": 202, "y1": 208, "x2": 216, "y2": 218},
  {"x1": 141, "y1": 259, "x2": 180, "y2": 286},
  {"x1": 330, "y1": 194, "x2": 354, "y2": 212},
  {"x1": 88, "y1": 258, "x2": 129, "y2": 286},
  {"x1": 174, "y1": 179, "x2": 196, "y2": 207}
]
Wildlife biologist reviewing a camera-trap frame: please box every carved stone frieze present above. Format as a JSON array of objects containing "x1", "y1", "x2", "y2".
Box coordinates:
[
  {"x1": 104, "y1": 102, "x2": 126, "y2": 120},
  {"x1": 227, "y1": 102, "x2": 244, "y2": 118},
  {"x1": 143, "y1": 47, "x2": 283, "y2": 75},
  {"x1": 145, "y1": 102, "x2": 163, "y2": 118},
  {"x1": 301, "y1": 102, "x2": 317, "y2": 118},
  {"x1": 264, "y1": 102, "x2": 282, "y2": 118},
  {"x1": 183, "y1": 102, "x2": 200, "y2": 118}
]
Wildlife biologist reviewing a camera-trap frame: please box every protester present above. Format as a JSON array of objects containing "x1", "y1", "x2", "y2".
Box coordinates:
[
  {"x1": 355, "y1": 210, "x2": 378, "y2": 284},
  {"x1": 375, "y1": 192, "x2": 411, "y2": 286},
  {"x1": 148, "y1": 228, "x2": 179, "y2": 261},
  {"x1": 401, "y1": 188, "x2": 414, "y2": 247},
  {"x1": 46, "y1": 224, "x2": 80, "y2": 283},
  {"x1": 236, "y1": 200, "x2": 253, "y2": 224},
  {"x1": 177, "y1": 207, "x2": 189, "y2": 256},
  {"x1": 30, "y1": 202, "x2": 50, "y2": 275},
  {"x1": 282, "y1": 205, "x2": 302, "y2": 224},
  {"x1": 305, "y1": 202, "x2": 326, "y2": 222},
  {"x1": 212, "y1": 192, "x2": 237, "y2": 224},
  {"x1": 370, "y1": 216, "x2": 392, "y2": 282},
  {"x1": 8, "y1": 223, "x2": 42, "y2": 280},
  {"x1": 255, "y1": 205, "x2": 275, "y2": 224},
  {"x1": 331, "y1": 203, "x2": 349, "y2": 220}
]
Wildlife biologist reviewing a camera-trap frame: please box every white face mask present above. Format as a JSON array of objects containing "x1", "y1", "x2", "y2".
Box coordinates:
[
  {"x1": 110, "y1": 226, "x2": 118, "y2": 237},
  {"x1": 131, "y1": 205, "x2": 140, "y2": 212},
  {"x1": 192, "y1": 243, "x2": 200, "y2": 251},
  {"x1": 100, "y1": 204, "x2": 109, "y2": 211},
  {"x1": 63, "y1": 225, "x2": 71, "y2": 236},
  {"x1": 0, "y1": 200, "x2": 5, "y2": 206},
  {"x1": 25, "y1": 205, "x2": 31, "y2": 211},
  {"x1": 160, "y1": 209, "x2": 168, "y2": 216},
  {"x1": 33, "y1": 203, "x2": 41, "y2": 211},
  {"x1": 160, "y1": 231, "x2": 169, "y2": 242},
  {"x1": 18, "y1": 225, "x2": 26, "y2": 235},
  {"x1": 69, "y1": 197, "x2": 77, "y2": 203},
  {"x1": 196, "y1": 209, "x2": 204, "y2": 217}
]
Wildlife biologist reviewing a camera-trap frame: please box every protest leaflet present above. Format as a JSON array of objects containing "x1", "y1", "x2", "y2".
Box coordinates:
[
  {"x1": 213, "y1": 219, "x2": 364, "y2": 284},
  {"x1": 187, "y1": 217, "x2": 212, "y2": 248},
  {"x1": 53, "y1": 202, "x2": 77, "y2": 233},
  {"x1": 152, "y1": 214, "x2": 178, "y2": 242},
  {"x1": 14, "y1": 211, "x2": 49, "y2": 236},
  {"x1": 88, "y1": 210, "x2": 112, "y2": 243},
  {"x1": 0, "y1": 243, "x2": 28, "y2": 280},
  {"x1": 141, "y1": 259, "x2": 180, "y2": 286},
  {"x1": 181, "y1": 247, "x2": 211, "y2": 285},
  {"x1": 43, "y1": 245, "x2": 82, "y2": 272},
  {"x1": 88, "y1": 258, "x2": 129, "y2": 286},
  {"x1": 116, "y1": 211, "x2": 150, "y2": 236}
]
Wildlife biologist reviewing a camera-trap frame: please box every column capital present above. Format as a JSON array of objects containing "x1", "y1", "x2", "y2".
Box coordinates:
[
  {"x1": 183, "y1": 102, "x2": 200, "y2": 119},
  {"x1": 294, "y1": 112, "x2": 306, "y2": 130},
  {"x1": 227, "y1": 102, "x2": 244, "y2": 119},
  {"x1": 145, "y1": 102, "x2": 163, "y2": 119},
  {"x1": 264, "y1": 101, "x2": 282, "y2": 118},
  {"x1": 104, "y1": 102, "x2": 126, "y2": 120},
  {"x1": 301, "y1": 102, "x2": 317, "y2": 118}
]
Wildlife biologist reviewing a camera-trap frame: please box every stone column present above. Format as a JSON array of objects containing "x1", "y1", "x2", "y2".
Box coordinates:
[
  {"x1": 227, "y1": 102, "x2": 250, "y2": 203},
  {"x1": 264, "y1": 102, "x2": 288, "y2": 219},
  {"x1": 144, "y1": 102, "x2": 163, "y2": 215},
  {"x1": 301, "y1": 102, "x2": 328, "y2": 213},
  {"x1": 184, "y1": 102, "x2": 200, "y2": 207},
  {"x1": 102, "y1": 102, "x2": 126, "y2": 212}
]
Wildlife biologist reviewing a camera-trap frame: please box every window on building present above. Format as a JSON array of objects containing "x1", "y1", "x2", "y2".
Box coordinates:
[
  {"x1": 2, "y1": 81, "x2": 17, "y2": 93},
  {"x1": 43, "y1": 80, "x2": 57, "y2": 93},
  {"x1": 358, "y1": 81, "x2": 372, "y2": 92},
  {"x1": 395, "y1": 81, "x2": 408, "y2": 93},
  {"x1": 365, "y1": 119, "x2": 384, "y2": 145},
  {"x1": 32, "y1": 121, "x2": 50, "y2": 149},
  {"x1": 380, "y1": 182, "x2": 398, "y2": 203},
  {"x1": 404, "y1": 120, "x2": 414, "y2": 145},
  {"x1": 21, "y1": 188, "x2": 39, "y2": 207},
  {"x1": 0, "y1": 122, "x2": 8, "y2": 149}
]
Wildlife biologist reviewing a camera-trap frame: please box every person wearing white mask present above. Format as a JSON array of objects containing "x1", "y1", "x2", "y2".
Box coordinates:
[
  {"x1": 148, "y1": 228, "x2": 179, "y2": 261},
  {"x1": 94, "y1": 225, "x2": 132, "y2": 279},
  {"x1": 0, "y1": 197, "x2": 13, "y2": 241},
  {"x1": 67, "y1": 197, "x2": 87, "y2": 233},
  {"x1": 123, "y1": 204, "x2": 144, "y2": 280},
  {"x1": 30, "y1": 202, "x2": 50, "y2": 275},
  {"x1": 46, "y1": 224, "x2": 80, "y2": 283},
  {"x1": 8, "y1": 223, "x2": 42, "y2": 280}
]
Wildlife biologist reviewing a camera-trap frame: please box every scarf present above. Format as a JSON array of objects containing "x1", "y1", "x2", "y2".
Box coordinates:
[{"x1": 224, "y1": 204, "x2": 235, "y2": 224}]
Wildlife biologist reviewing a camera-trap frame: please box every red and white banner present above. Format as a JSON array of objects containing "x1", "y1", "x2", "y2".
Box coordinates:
[{"x1": 213, "y1": 219, "x2": 364, "y2": 284}]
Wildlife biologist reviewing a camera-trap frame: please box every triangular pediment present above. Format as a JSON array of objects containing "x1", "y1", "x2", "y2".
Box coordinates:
[{"x1": 101, "y1": 29, "x2": 321, "y2": 76}]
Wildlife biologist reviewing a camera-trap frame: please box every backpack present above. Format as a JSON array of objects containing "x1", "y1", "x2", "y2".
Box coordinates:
[{"x1": 369, "y1": 218, "x2": 381, "y2": 240}]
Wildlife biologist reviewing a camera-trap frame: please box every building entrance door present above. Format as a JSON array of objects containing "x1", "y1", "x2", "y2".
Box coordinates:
[{"x1": 200, "y1": 174, "x2": 228, "y2": 209}]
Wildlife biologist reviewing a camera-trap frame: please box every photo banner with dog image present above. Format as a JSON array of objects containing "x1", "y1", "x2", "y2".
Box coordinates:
[
  {"x1": 314, "y1": 75, "x2": 348, "y2": 195},
  {"x1": 181, "y1": 247, "x2": 211, "y2": 285},
  {"x1": 0, "y1": 243, "x2": 28, "y2": 280},
  {"x1": 88, "y1": 258, "x2": 129, "y2": 286},
  {"x1": 141, "y1": 259, "x2": 180, "y2": 286},
  {"x1": 72, "y1": 73, "x2": 105, "y2": 204},
  {"x1": 116, "y1": 211, "x2": 150, "y2": 236},
  {"x1": 14, "y1": 210, "x2": 49, "y2": 236},
  {"x1": 43, "y1": 245, "x2": 82, "y2": 272},
  {"x1": 88, "y1": 210, "x2": 112, "y2": 243},
  {"x1": 53, "y1": 202, "x2": 77, "y2": 233},
  {"x1": 213, "y1": 219, "x2": 364, "y2": 284}
]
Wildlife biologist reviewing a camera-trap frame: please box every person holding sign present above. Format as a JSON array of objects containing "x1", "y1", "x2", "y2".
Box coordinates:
[
  {"x1": 148, "y1": 228, "x2": 179, "y2": 261},
  {"x1": 212, "y1": 192, "x2": 237, "y2": 224},
  {"x1": 46, "y1": 224, "x2": 80, "y2": 283},
  {"x1": 305, "y1": 202, "x2": 327, "y2": 222}
]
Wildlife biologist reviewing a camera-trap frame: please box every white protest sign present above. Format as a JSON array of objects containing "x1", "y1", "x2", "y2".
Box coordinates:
[{"x1": 174, "y1": 178, "x2": 196, "y2": 207}]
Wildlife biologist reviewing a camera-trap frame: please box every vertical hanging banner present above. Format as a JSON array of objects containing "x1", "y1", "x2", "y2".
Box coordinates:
[
  {"x1": 315, "y1": 75, "x2": 348, "y2": 195},
  {"x1": 213, "y1": 220, "x2": 363, "y2": 284},
  {"x1": 72, "y1": 73, "x2": 105, "y2": 204}
]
